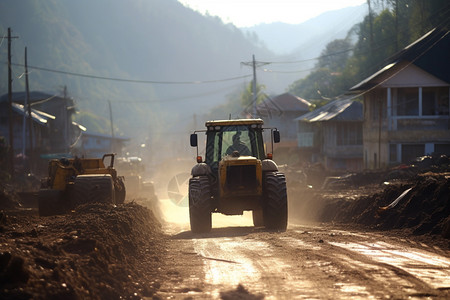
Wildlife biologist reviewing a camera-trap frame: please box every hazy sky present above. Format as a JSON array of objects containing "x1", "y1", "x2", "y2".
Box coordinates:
[{"x1": 178, "y1": 0, "x2": 367, "y2": 27}]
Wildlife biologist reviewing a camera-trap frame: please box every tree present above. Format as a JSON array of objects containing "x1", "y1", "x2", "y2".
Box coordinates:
[
  {"x1": 288, "y1": 68, "x2": 343, "y2": 100},
  {"x1": 317, "y1": 39, "x2": 353, "y2": 72},
  {"x1": 240, "y1": 80, "x2": 266, "y2": 109},
  {"x1": 289, "y1": 0, "x2": 449, "y2": 102}
]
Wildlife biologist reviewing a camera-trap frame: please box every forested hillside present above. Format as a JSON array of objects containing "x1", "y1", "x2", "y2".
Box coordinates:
[
  {"x1": 0, "y1": 0, "x2": 273, "y2": 150},
  {"x1": 288, "y1": 0, "x2": 450, "y2": 103},
  {"x1": 2, "y1": 0, "x2": 448, "y2": 157}
]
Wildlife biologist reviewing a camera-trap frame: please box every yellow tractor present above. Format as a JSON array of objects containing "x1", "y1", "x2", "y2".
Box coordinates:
[
  {"x1": 189, "y1": 119, "x2": 287, "y2": 233},
  {"x1": 38, "y1": 154, "x2": 126, "y2": 216}
]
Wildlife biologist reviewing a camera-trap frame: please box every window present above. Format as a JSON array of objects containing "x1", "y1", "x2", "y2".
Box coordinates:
[
  {"x1": 389, "y1": 144, "x2": 397, "y2": 162},
  {"x1": 422, "y1": 87, "x2": 449, "y2": 116},
  {"x1": 336, "y1": 123, "x2": 362, "y2": 146},
  {"x1": 395, "y1": 88, "x2": 418, "y2": 116}
]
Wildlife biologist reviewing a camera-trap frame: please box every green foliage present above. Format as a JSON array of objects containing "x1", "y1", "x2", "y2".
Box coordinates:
[
  {"x1": 240, "y1": 81, "x2": 266, "y2": 109},
  {"x1": 288, "y1": 68, "x2": 344, "y2": 100},
  {"x1": 0, "y1": 0, "x2": 271, "y2": 151},
  {"x1": 288, "y1": 0, "x2": 449, "y2": 100},
  {"x1": 317, "y1": 39, "x2": 352, "y2": 72}
]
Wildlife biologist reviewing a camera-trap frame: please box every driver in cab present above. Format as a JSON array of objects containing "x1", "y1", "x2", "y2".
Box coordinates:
[{"x1": 226, "y1": 133, "x2": 251, "y2": 156}]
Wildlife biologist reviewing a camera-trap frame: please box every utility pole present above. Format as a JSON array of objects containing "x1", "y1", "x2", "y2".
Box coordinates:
[
  {"x1": 63, "y1": 86, "x2": 69, "y2": 153},
  {"x1": 108, "y1": 100, "x2": 114, "y2": 153},
  {"x1": 394, "y1": 0, "x2": 399, "y2": 52},
  {"x1": 240, "y1": 55, "x2": 269, "y2": 117},
  {"x1": 251, "y1": 55, "x2": 257, "y2": 116},
  {"x1": 25, "y1": 47, "x2": 33, "y2": 173},
  {"x1": 7, "y1": 28, "x2": 19, "y2": 179},
  {"x1": 367, "y1": 0, "x2": 374, "y2": 58}
]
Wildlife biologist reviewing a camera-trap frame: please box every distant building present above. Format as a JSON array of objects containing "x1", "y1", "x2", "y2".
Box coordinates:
[
  {"x1": 295, "y1": 98, "x2": 363, "y2": 171},
  {"x1": 0, "y1": 91, "x2": 79, "y2": 155},
  {"x1": 256, "y1": 92, "x2": 311, "y2": 147},
  {"x1": 0, "y1": 91, "x2": 128, "y2": 174},
  {"x1": 78, "y1": 131, "x2": 129, "y2": 158},
  {"x1": 349, "y1": 27, "x2": 450, "y2": 169}
]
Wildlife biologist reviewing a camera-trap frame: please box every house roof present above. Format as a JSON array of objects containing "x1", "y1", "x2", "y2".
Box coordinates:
[
  {"x1": 350, "y1": 27, "x2": 450, "y2": 91},
  {"x1": 0, "y1": 91, "x2": 58, "y2": 104},
  {"x1": 257, "y1": 93, "x2": 311, "y2": 112},
  {"x1": 12, "y1": 103, "x2": 55, "y2": 125},
  {"x1": 294, "y1": 98, "x2": 362, "y2": 122}
]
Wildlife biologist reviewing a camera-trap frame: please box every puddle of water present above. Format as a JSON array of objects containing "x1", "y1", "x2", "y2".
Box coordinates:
[
  {"x1": 330, "y1": 241, "x2": 450, "y2": 289},
  {"x1": 334, "y1": 283, "x2": 375, "y2": 299}
]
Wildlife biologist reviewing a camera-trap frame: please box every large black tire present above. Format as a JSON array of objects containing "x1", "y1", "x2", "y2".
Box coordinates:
[
  {"x1": 70, "y1": 175, "x2": 115, "y2": 209},
  {"x1": 263, "y1": 172, "x2": 288, "y2": 231},
  {"x1": 252, "y1": 209, "x2": 264, "y2": 227},
  {"x1": 114, "y1": 177, "x2": 126, "y2": 204},
  {"x1": 189, "y1": 176, "x2": 212, "y2": 233},
  {"x1": 38, "y1": 189, "x2": 63, "y2": 216}
]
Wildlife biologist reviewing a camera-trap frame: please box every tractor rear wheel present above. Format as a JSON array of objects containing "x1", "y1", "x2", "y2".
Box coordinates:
[
  {"x1": 114, "y1": 177, "x2": 126, "y2": 204},
  {"x1": 189, "y1": 176, "x2": 212, "y2": 233},
  {"x1": 71, "y1": 175, "x2": 115, "y2": 209},
  {"x1": 263, "y1": 172, "x2": 288, "y2": 231}
]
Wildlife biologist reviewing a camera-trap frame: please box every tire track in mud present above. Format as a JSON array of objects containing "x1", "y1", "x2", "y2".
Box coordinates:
[
  {"x1": 327, "y1": 240, "x2": 450, "y2": 294},
  {"x1": 285, "y1": 226, "x2": 450, "y2": 298},
  {"x1": 192, "y1": 234, "x2": 322, "y2": 299},
  {"x1": 157, "y1": 222, "x2": 450, "y2": 299}
]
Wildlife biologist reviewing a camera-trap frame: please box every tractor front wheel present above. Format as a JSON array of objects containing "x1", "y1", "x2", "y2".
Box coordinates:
[
  {"x1": 189, "y1": 176, "x2": 212, "y2": 233},
  {"x1": 114, "y1": 176, "x2": 126, "y2": 204},
  {"x1": 263, "y1": 172, "x2": 288, "y2": 231}
]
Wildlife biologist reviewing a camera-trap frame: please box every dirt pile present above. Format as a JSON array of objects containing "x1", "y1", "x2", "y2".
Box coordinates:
[
  {"x1": 0, "y1": 184, "x2": 21, "y2": 210},
  {"x1": 345, "y1": 173, "x2": 449, "y2": 237},
  {"x1": 0, "y1": 202, "x2": 166, "y2": 299},
  {"x1": 306, "y1": 172, "x2": 450, "y2": 239}
]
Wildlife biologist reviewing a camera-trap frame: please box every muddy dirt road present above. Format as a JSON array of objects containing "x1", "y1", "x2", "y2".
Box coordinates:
[
  {"x1": 1, "y1": 171, "x2": 449, "y2": 299},
  {"x1": 155, "y1": 200, "x2": 450, "y2": 299}
]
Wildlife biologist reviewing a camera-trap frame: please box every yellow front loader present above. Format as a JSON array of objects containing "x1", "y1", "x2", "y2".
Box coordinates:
[{"x1": 38, "y1": 154, "x2": 126, "y2": 216}]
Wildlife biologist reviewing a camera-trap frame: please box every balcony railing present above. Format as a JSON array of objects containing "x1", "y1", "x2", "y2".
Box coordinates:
[{"x1": 389, "y1": 116, "x2": 449, "y2": 130}]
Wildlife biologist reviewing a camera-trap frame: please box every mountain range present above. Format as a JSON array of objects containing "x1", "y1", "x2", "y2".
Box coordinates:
[
  {"x1": 0, "y1": 0, "x2": 367, "y2": 155},
  {"x1": 243, "y1": 4, "x2": 366, "y2": 55}
]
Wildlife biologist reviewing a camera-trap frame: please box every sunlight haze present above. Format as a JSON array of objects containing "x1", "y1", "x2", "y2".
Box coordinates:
[{"x1": 178, "y1": 0, "x2": 367, "y2": 27}]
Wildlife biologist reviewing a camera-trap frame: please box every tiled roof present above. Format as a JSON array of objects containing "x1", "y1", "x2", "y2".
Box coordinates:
[
  {"x1": 295, "y1": 98, "x2": 362, "y2": 122},
  {"x1": 257, "y1": 93, "x2": 311, "y2": 112}
]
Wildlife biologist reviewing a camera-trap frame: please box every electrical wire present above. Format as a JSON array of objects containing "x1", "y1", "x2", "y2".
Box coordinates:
[
  {"x1": 335, "y1": 30, "x2": 450, "y2": 103},
  {"x1": 109, "y1": 82, "x2": 245, "y2": 104},
  {"x1": 0, "y1": 34, "x2": 6, "y2": 48},
  {"x1": 3, "y1": 61, "x2": 252, "y2": 85}
]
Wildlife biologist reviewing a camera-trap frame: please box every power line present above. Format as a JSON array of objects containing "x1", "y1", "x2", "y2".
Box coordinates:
[
  {"x1": 3, "y1": 61, "x2": 252, "y2": 85},
  {"x1": 262, "y1": 67, "x2": 317, "y2": 74},
  {"x1": 332, "y1": 30, "x2": 450, "y2": 103},
  {"x1": 109, "y1": 82, "x2": 245, "y2": 104}
]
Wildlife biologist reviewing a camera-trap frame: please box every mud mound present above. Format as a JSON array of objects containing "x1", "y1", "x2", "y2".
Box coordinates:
[
  {"x1": 0, "y1": 202, "x2": 165, "y2": 299},
  {"x1": 0, "y1": 184, "x2": 21, "y2": 210},
  {"x1": 318, "y1": 173, "x2": 450, "y2": 239}
]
